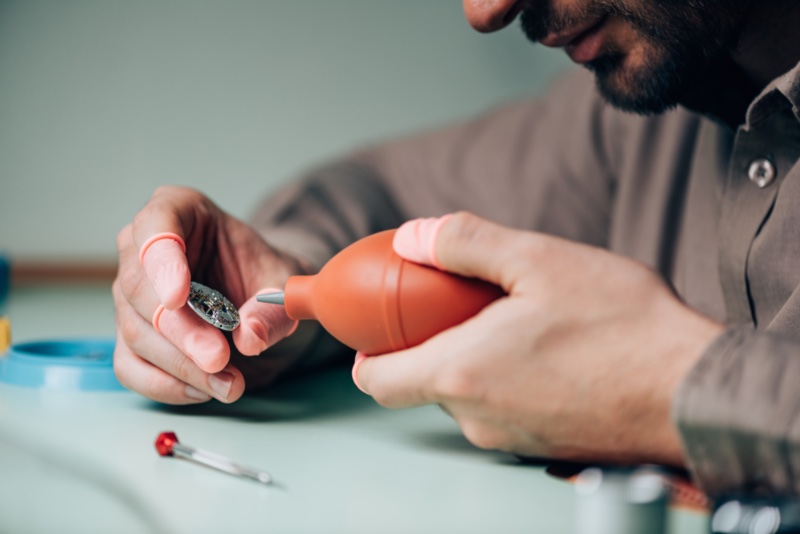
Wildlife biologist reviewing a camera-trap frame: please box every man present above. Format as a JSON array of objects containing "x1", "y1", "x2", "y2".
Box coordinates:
[{"x1": 114, "y1": 0, "x2": 800, "y2": 497}]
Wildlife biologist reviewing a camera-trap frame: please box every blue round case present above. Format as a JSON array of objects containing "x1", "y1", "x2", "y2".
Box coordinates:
[{"x1": 0, "y1": 338, "x2": 125, "y2": 391}]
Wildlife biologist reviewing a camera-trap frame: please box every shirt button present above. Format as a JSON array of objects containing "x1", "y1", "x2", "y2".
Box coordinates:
[{"x1": 747, "y1": 158, "x2": 777, "y2": 188}]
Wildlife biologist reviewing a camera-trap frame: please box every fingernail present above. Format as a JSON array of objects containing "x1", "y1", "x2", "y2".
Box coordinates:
[
  {"x1": 185, "y1": 385, "x2": 212, "y2": 401},
  {"x1": 209, "y1": 371, "x2": 234, "y2": 400},
  {"x1": 352, "y1": 352, "x2": 369, "y2": 394},
  {"x1": 393, "y1": 215, "x2": 452, "y2": 269},
  {"x1": 241, "y1": 287, "x2": 298, "y2": 354}
]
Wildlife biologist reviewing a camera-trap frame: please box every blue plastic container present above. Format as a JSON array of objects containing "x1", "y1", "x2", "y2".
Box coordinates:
[{"x1": 0, "y1": 338, "x2": 125, "y2": 391}]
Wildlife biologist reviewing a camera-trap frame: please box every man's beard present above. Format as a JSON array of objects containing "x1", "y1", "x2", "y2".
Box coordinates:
[{"x1": 520, "y1": 1, "x2": 752, "y2": 115}]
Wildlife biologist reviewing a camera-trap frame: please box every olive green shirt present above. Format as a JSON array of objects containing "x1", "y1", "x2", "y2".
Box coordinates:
[{"x1": 252, "y1": 64, "x2": 800, "y2": 497}]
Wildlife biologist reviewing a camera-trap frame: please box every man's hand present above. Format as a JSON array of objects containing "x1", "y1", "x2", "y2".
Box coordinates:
[
  {"x1": 113, "y1": 186, "x2": 302, "y2": 404},
  {"x1": 355, "y1": 213, "x2": 724, "y2": 466}
]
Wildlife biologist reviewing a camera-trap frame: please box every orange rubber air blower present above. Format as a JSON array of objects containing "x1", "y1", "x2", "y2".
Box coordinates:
[{"x1": 258, "y1": 229, "x2": 505, "y2": 355}]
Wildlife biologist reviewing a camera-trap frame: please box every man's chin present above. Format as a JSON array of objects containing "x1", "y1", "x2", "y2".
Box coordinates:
[{"x1": 586, "y1": 54, "x2": 682, "y2": 116}]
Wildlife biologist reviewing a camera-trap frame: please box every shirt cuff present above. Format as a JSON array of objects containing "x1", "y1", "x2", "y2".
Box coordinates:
[{"x1": 673, "y1": 325, "x2": 800, "y2": 497}]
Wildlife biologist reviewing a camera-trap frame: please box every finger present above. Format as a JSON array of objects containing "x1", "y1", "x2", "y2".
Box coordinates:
[
  {"x1": 114, "y1": 306, "x2": 245, "y2": 403},
  {"x1": 233, "y1": 287, "x2": 299, "y2": 356},
  {"x1": 141, "y1": 237, "x2": 191, "y2": 310},
  {"x1": 392, "y1": 215, "x2": 452, "y2": 269},
  {"x1": 117, "y1": 224, "x2": 160, "y2": 320},
  {"x1": 353, "y1": 335, "x2": 446, "y2": 409},
  {"x1": 131, "y1": 187, "x2": 200, "y2": 310},
  {"x1": 354, "y1": 295, "x2": 508, "y2": 409},
  {"x1": 351, "y1": 352, "x2": 369, "y2": 394},
  {"x1": 114, "y1": 333, "x2": 209, "y2": 404},
  {"x1": 156, "y1": 306, "x2": 232, "y2": 374},
  {"x1": 394, "y1": 212, "x2": 526, "y2": 289},
  {"x1": 116, "y1": 343, "x2": 244, "y2": 405},
  {"x1": 114, "y1": 278, "x2": 231, "y2": 374}
]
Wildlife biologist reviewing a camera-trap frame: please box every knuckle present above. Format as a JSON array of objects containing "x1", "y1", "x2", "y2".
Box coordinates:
[
  {"x1": 363, "y1": 376, "x2": 408, "y2": 409},
  {"x1": 151, "y1": 184, "x2": 179, "y2": 199},
  {"x1": 116, "y1": 224, "x2": 133, "y2": 253},
  {"x1": 172, "y1": 352, "x2": 198, "y2": 384},
  {"x1": 113, "y1": 290, "x2": 150, "y2": 347},
  {"x1": 112, "y1": 347, "x2": 133, "y2": 390},
  {"x1": 151, "y1": 185, "x2": 172, "y2": 197},
  {"x1": 116, "y1": 263, "x2": 149, "y2": 304},
  {"x1": 446, "y1": 211, "x2": 532, "y2": 269},
  {"x1": 502, "y1": 233, "x2": 552, "y2": 273},
  {"x1": 449, "y1": 211, "x2": 485, "y2": 245},
  {"x1": 131, "y1": 207, "x2": 152, "y2": 232},
  {"x1": 113, "y1": 342, "x2": 185, "y2": 404},
  {"x1": 433, "y1": 365, "x2": 481, "y2": 402},
  {"x1": 153, "y1": 184, "x2": 187, "y2": 196},
  {"x1": 459, "y1": 420, "x2": 507, "y2": 451},
  {"x1": 366, "y1": 382, "x2": 394, "y2": 408},
  {"x1": 142, "y1": 371, "x2": 176, "y2": 403},
  {"x1": 371, "y1": 392, "x2": 396, "y2": 409},
  {"x1": 117, "y1": 314, "x2": 141, "y2": 345},
  {"x1": 516, "y1": 233, "x2": 549, "y2": 260},
  {"x1": 152, "y1": 185, "x2": 204, "y2": 205},
  {"x1": 111, "y1": 279, "x2": 123, "y2": 303}
]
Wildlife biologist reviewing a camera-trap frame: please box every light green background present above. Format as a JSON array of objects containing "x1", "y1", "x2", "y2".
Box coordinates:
[{"x1": 0, "y1": 0, "x2": 571, "y2": 260}]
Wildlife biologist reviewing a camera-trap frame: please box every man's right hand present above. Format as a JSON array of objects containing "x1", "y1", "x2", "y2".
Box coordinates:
[{"x1": 113, "y1": 186, "x2": 302, "y2": 404}]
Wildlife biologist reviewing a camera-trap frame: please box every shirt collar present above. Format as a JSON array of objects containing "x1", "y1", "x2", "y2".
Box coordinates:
[
  {"x1": 773, "y1": 60, "x2": 800, "y2": 118},
  {"x1": 743, "y1": 60, "x2": 800, "y2": 130}
]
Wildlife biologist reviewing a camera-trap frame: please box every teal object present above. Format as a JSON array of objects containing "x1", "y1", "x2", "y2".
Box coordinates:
[
  {"x1": 0, "y1": 338, "x2": 125, "y2": 391},
  {"x1": 0, "y1": 254, "x2": 9, "y2": 313}
]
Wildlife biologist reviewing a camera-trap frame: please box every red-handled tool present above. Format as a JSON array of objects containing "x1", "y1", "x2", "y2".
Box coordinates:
[{"x1": 155, "y1": 431, "x2": 272, "y2": 485}]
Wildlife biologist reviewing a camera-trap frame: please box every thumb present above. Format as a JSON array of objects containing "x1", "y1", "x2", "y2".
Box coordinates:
[
  {"x1": 393, "y1": 212, "x2": 517, "y2": 288},
  {"x1": 233, "y1": 287, "x2": 298, "y2": 356}
]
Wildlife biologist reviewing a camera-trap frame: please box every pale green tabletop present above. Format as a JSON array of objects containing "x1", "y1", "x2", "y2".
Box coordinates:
[{"x1": 0, "y1": 285, "x2": 709, "y2": 534}]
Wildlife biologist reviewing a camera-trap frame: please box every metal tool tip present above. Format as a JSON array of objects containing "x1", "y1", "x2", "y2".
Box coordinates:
[{"x1": 256, "y1": 291, "x2": 285, "y2": 305}]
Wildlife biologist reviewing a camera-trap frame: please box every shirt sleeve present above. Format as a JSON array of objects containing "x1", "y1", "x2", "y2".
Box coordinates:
[
  {"x1": 247, "y1": 67, "x2": 618, "y2": 375},
  {"x1": 249, "y1": 68, "x2": 616, "y2": 271},
  {"x1": 674, "y1": 325, "x2": 800, "y2": 496}
]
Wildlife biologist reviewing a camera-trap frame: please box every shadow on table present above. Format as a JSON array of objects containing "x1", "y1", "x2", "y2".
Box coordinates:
[
  {"x1": 145, "y1": 365, "x2": 567, "y2": 472},
  {"x1": 145, "y1": 363, "x2": 373, "y2": 422},
  {"x1": 408, "y1": 429, "x2": 550, "y2": 467}
]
